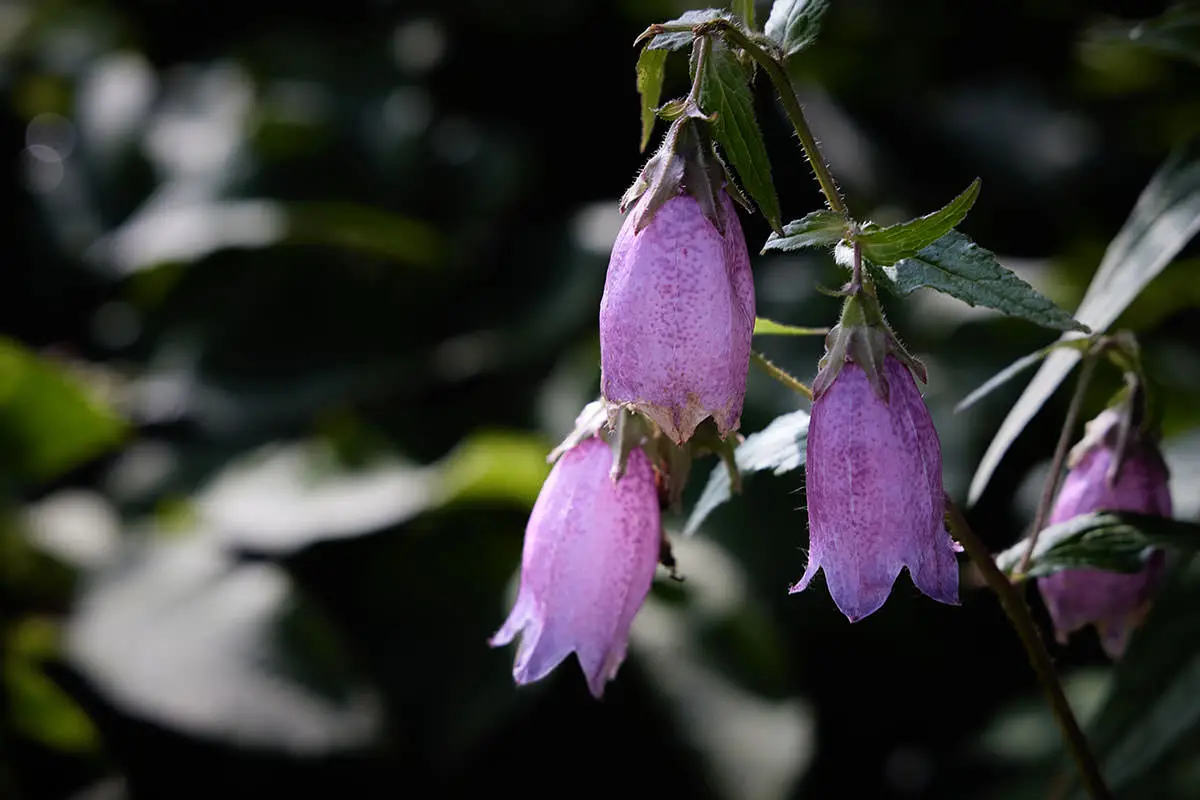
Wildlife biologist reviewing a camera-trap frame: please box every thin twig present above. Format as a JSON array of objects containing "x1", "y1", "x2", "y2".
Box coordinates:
[
  {"x1": 946, "y1": 497, "x2": 1112, "y2": 800},
  {"x1": 750, "y1": 350, "x2": 813, "y2": 400},
  {"x1": 1019, "y1": 349, "x2": 1100, "y2": 573}
]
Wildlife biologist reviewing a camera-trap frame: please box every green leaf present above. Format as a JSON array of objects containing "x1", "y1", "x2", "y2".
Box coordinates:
[
  {"x1": 698, "y1": 38, "x2": 783, "y2": 232},
  {"x1": 1087, "y1": 5, "x2": 1200, "y2": 68},
  {"x1": 636, "y1": 47, "x2": 668, "y2": 152},
  {"x1": 0, "y1": 340, "x2": 126, "y2": 482},
  {"x1": 870, "y1": 231, "x2": 1086, "y2": 332},
  {"x1": 968, "y1": 136, "x2": 1200, "y2": 506},
  {"x1": 684, "y1": 409, "x2": 809, "y2": 535},
  {"x1": 857, "y1": 179, "x2": 981, "y2": 265},
  {"x1": 761, "y1": 209, "x2": 845, "y2": 252},
  {"x1": 753, "y1": 317, "x2": 828, "y2": 336},
  {"x1": 764, "y1": 0, "x2": 830, "y2": 57},
  {"x1": 7, "y1": 618, "x2": 99, "y2": 753},
  {"x1": 645, "y1": 9, "x2": 733, "y2": 51},
  {"x1": 733, "y1": 0, "x2": 755, "y2": 30},
  {"x1": 954, "y1": 338, "x2": 1095, "y2": 413},
  {"x1": 993, "y1": 511, "x2": 1200, "y2": 580}
]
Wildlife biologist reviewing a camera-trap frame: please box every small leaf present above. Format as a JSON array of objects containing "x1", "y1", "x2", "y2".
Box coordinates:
[
  {"x1": 0, "y1": 340, "x2": 127, "y2": 482},
  {"x1": 968, "y1": 136, "x2": 1200, "y2": 505},
  {"x1": 857, "y1": 179, "x2": 981, "y2": 265},
  {"x1": 954, "y1": 338, "x2": 1095, "y2": 413},
  {"x1": 761, "y1": 210, "x2": 845, "y2": 252},
  {"x1": 871, "y1": 231, "x2": 1086, "y2": 332},
  {"x1": 764, "y1": 0, "x2": 830, "y2": 57},
  {"x1": 753, "y1": 317, "x2": 828, "y2": 336},
  {"x1": 993, "y1": 511, "x2": 1200, "y2": 580},
  {"x1": 698, "y1": 38, "x2": 782, "y2": 232},
  {"x1": 644, "y1": 9, "x2": 733, "y2": 52},
  {"x1": 684, "y1": 409, "x2": 809, "y2": 535},
  {"x1": 636, "y1": 47, "x2": 668, "y2": 152}
]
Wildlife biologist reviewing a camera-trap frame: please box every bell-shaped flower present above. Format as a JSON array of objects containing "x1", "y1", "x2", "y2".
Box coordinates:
[
  {"x1": 790, "y1": 292, "x2": 958, "y2": 621},
  {"x1": 599, "y1": 187, "x2": 755, "y2": 445},
  {"x1": 490, "y1": 435, "x2": 661, "y2": 698},
  {"x1": 1037, "y1": 409, "x2": 1173, "y2": 657}
]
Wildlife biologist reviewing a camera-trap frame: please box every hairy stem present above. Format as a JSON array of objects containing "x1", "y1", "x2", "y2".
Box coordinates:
[
  {"x1": 750, "y1": 350, "x2": 813, "y2": 400},
  {"x1": 946, "y1": 497, "x2": 1112, "y2": 800}
]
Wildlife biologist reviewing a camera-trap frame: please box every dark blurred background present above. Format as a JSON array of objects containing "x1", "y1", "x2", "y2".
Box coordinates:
[{"x1": 2, "y1": 0, "x2": 1199, "y2": 798}]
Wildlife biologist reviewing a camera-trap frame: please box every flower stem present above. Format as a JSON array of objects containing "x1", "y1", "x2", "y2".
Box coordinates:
[
  {"x1": 698, "y1": 21, "x2": 847, "y2": 216},
  {"x1": 750, "y1": 350, "x2": 813, "y2": 400},
  {"x1": 1019, "y1": 348, "x2": 1101, "y2": 573},
  {"x1": 946, "y1": 497, "x2": 1112, "y2": 800}
]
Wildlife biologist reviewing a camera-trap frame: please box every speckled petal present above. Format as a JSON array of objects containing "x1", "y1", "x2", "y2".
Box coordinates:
[
  {"x1": 599, "y1": 190, "x2": 755, "y2": 444},
  {"x1": 489, "y1": 436, "x2": 661, "y2": 698},
  {"x1": 791, "y1": 357, "x2": 958, "y2": 621}
]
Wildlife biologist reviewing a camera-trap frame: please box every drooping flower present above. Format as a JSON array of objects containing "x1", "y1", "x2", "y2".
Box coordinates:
[
  {"x1": 790, "y1": 292, "x2": 959, "y2": 620},
  {"x1": 490, "y1": 435, "x2": 661, "y2": 698},
  {"x1": 599, "y1": 177, "x2": 755, "y2": 445},
  {"x1": 1037, "y1": 408, "x2": 1173, "y2": 658}
]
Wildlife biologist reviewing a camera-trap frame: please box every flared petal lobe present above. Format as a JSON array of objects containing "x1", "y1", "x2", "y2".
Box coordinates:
[
  {"x1": 791, "y1": 356, "x2": 959, "y2": 621},
  {"x1": 1036, "y1": 414, "x2": 1173, "y2": 658},
  {"x1": 489, "y1": 436, "x2": 661, "y2": 698},
  {"x1": 599, "y1": 190, "x2": 755, "y2": 444}
]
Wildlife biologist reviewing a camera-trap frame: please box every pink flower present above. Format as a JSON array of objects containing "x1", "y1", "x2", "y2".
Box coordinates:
[
  {"x1": 1037, "y1": 410, "x2": 1173, "y2": 657},
  {"x1": 791, "y1": 355, "x2": 959, "y2": 621},
  {"x1": 490, "y1": 436, "x2": 661, "y2": 698},
  {"x1": 599, "y1": 189, "x2": 755, "y2": 445}
]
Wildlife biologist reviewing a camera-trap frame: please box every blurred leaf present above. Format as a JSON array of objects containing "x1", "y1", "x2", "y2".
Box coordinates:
[
  {"x1": 1074, "y1": 556, "x2": 1200, "y2": 796},
  {"x1": 684, "y1": 409, "x2": 809, "y2": 535},
  {"x1": 969, "y1": 137, "x2": 1200, "y2": 505},
  {"x1": 733, "y1": 0, "x2": 755, "y2": 30},
  {"x1": 64, "y1": 537, "x2": 382, "y2": 754},
  {"x1": 870, "y1": 231, "x2": 1086, "y2": 332},
  {"x1": 644, "y1": 9, "x2": 733, "y2": 51},
  {"x1": 954, "y1": 338, "x2": 1094, "y2": 413},
  {"x1": 753, "y1": 317, "x2": 827, "y2": 336},
  {"x1": 94, "y1": 200, "x2": 439, "y2": 276},
  {"x1": 437, "y1": 430, "x2": 551, "y2": 507},
  {"x1": 197, "y1": 440, "x2": 440, "y2": 554},
  {"x1": 764, "y1": 0, "x2": 830, "y2": 57},
  {"x1": 761, "y1": 210, "x2": 845, "y2": 253},
  {"x1": 857, "y1": 178, "x2": 981, "y2": 265},
  {"x1": 697, "y1": 38, "x2": 782, "y2": 232},
  {"x1": 0, "y1": 340, "x2": 126, "y2": 482},
  {"x1": 636, "y1": 47, "x2": 669, "y2": 152},
  {"x1": 1088, "y1": 4, "x2": 1200, "y2": 68},
  {"x1": 6, "y1": 617, "x2": 99, "y2": 753},
  {"x1": 993, "y1": 511, "x2": 1200, "y2": 579}
]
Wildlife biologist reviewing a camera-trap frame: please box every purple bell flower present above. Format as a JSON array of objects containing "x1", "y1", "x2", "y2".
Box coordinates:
[
  {"x1": 791, "y1": 346, "x2": 959, "y2": 621},
  {"x1": 599, "y1": 188, "x2": 755, "y2": 445},
  {"x1": 1037, "y1": 409, "x2": 1173, "y2": 657},
  {"x1": 490, "y1": 436, "x2": 661, "y2": 698}
]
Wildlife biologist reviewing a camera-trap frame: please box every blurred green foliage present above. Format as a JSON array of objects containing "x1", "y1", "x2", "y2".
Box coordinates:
[{"x1": 0, "y1": 1, "x2": 1199, "y2": 799}]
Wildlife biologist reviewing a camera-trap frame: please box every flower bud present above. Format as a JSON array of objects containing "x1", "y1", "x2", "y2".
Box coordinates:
[
  {"x1": 490, "y1": 436, "x2": 661, "y2": 698},
  {"x1": 791, "y1": 340, "x2": 959, "y2": 621},
  {"x1": 1036, "y1": 409, "x2": 1173, "y2": 657},
  {"x1": 599, "y1": 188, "x2": 755, "y2": 445}
]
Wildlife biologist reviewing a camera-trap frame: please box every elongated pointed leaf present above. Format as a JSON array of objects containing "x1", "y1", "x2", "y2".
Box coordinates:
[
  {"x1": 753, "y1": 317, "x2": 828, "y2": 336},
  {"x1": 698, "y1": 38, "x2": 782, "y2": 232},
  {"x1": 761, "y1": 209, "x2": 845, "y2": 252},
  {"x1": 954, "y1": 338, "x2": 1094, "y2": 413},
  {"x1": 733, "y1": 0, "x2": 755, "y2": 30},
  {"x1": 993, "y1": 511, "x2": 1200, "y2": 579},
  {"x1": 870, "y1": 231, "x2": 1085, "y2": 332},
  {"x1": 684, "y1": 409, "x2": 809, "y2": 535},
  {"x1": 636, "y1": 47, "x2": 668, "y2": 152},
  {"x1": 644, "y1": 9, "x2": 733, "y2": 52},
  {"x1": 857, "y1": 179, "x2": 981, "y2": 265},
  {"x1": 968, "y1": 137, "x2": 1200, "y2": 505},
  {"x1": 764, "y1": 0, "x2": 830, "y2": 58}
]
